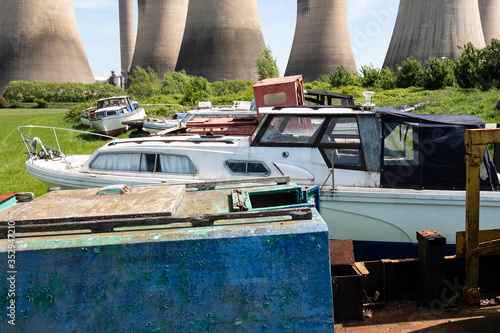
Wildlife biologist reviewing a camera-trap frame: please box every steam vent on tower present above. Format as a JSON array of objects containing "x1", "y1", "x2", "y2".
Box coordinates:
[
  {"x1": 478, "y1": 0, "x2": 500, "y2": 44},
  {"x1": 175, "y1": 0, "x2": 265, "y2": 82},
  {"x1": 131, "y1": 0, "x2": 188, "y2": 79},
  {"x1": 383, "y1": 0, "x2": 486, "y2": 69},
  {"x1": 285, "y1": 0, "x2": 357, "y2": 82},
  {"x1": 0, "y1": 0, "x2": 94, "y2": 94}
]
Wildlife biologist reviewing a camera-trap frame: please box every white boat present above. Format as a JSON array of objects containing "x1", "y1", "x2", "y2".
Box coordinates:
[
  {"x1": 19, "y1": 105, "x2": 500, "y2": 259},
  {"x1": 82, "y1": 96, "x2": 146, "y2": 136}
]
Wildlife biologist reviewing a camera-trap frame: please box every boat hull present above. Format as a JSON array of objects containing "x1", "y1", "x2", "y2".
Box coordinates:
[
  {"x1": 26, "y1": 158, "x2": 500, "y2": 259},
  {"x1": 90, "y1": 108, "x2": 146, "y2": 135},
  {"x1": 321, "y1": 187, "x2": 500, "y2": 259},
  {"x1": 0, "y1": 185, "x2": 334, "y2": 331}
]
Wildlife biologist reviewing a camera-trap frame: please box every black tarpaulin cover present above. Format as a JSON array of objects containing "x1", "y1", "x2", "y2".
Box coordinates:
[{"x1": 376, "y1": 108, "x2": 499, "y2": 190}]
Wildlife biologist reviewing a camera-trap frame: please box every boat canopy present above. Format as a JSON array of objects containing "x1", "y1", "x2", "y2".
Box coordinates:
[{"x1": 376, "y1": 108, "x2": 499, "y2": 190}]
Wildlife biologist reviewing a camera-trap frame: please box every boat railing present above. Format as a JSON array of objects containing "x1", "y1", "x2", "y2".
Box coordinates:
[{"x1": 18, "y1": 125, "x2": 114, "y2": 172}]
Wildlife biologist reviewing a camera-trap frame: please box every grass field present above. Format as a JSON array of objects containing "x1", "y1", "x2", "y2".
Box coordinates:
[{"x1": 0, "y1": 108, "x2": 114, "y2": 197}]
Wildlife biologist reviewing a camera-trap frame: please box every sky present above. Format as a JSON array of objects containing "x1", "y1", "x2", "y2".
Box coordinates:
[{"x1": 73, "y1": 0, "x2": 400, "y2": 80}]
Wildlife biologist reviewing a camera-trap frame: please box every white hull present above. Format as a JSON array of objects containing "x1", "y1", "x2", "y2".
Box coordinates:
[{"x1": 320, "y1": 187, "x2": 500, "y2": 247}]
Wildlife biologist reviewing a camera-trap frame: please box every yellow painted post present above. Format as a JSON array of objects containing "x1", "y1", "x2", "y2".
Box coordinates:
[
  {"x1": 464, "y1": 131, "x2": 482, "y2": 304},
  {"x1": 463, "y1": 128, "x2": 500, "y2": 305}
]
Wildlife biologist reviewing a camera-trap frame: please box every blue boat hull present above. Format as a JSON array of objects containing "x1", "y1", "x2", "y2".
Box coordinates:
[{"x1": 1, "y1": 215, "x2": 334, "y2": 332}]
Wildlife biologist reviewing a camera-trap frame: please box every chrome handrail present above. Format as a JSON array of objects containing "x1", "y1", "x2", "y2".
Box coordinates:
[{"x1": 18, "y1": 126, "x2": 115, "y2": 172}]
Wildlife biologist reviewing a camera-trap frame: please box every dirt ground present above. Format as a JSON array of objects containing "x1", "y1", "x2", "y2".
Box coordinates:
[{"x1": 335, "y1": 301, "x2": 500, "y2": 332}]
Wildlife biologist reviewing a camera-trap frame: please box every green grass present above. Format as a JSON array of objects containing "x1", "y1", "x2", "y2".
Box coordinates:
[
  {"x1": 1, "y1": 88, "x2": 499, "y2": 198},
  {"x1": 0, "y1": 108, "x2": 115, "y2": 197}
]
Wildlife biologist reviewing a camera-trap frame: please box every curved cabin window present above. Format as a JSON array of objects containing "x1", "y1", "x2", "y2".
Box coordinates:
[
  {"x1": 225, "y1": 160, "x2": 270, "y2": 176},
  {"x1": 90, "y1": 153, "x2": 197, "y2": 174}
]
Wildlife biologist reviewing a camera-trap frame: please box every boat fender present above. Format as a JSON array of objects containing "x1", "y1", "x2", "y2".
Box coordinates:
[{"x1": 96, "y1": 184, "x2": 132, "y2": 196}]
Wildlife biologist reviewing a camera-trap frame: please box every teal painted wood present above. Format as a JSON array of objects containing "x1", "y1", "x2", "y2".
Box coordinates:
[
  {"x1": 0, "y1": 196, "x2": 16, "y2": 211},
  {"x1": 0, "y1": 216, "x2": 334, "y2": 332}
]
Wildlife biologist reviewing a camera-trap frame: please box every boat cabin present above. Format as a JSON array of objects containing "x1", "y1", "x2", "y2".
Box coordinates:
[
  {"x1": 251, "y1": 106, "x2": 500, "y2": 191},
  {"x1": 93, "y1": 96, "x2": 139, "y2": 119}
]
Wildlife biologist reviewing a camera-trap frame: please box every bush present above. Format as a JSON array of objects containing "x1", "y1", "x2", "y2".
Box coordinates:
[
  {"x1": 35, "y1": 98, "x2": 48, "y2": 108},
  {"x1": 181, "y1": 76, "x2": 211, "y2": 106},
  {"x1": 454, "y1": 43, "x2": 481, "y2": 89},
  {"x1": 64, "y1": 101, "x2": 96, "y2": 123},
  {"x1": 359, "y1": 64, "x2": 380, "y2": 88},
  {"x1": 423, "y1": 57, "x2": 455, "y2": 90},
  {"x1": 126, "y1": 66, "x2": 161, "y2": 98},
  {"x1": 378, "y1": 67, "x2": 396, "y2": 90},
  {"x1": 478, "y1": 38, "x2": 500, "y2": 90},
  {"x1": 3, "y1": 81, "x2": 123, "y2": 103},
  {"x1": 396, "y1": 57, "x2": 424, "y2": 88},
  {"x1": 0, "y1": 96, "x2": 6, "y2": 108},
  {"x1": 161, "y1": 70, "x2": 191, "y2": 95},
  {"x1": 329, "y1": 66, "x2": 358, "y2": 87}
]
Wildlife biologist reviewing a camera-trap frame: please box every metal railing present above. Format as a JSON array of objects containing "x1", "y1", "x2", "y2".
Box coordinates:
[{"x1": 18, "y1": 125, "x2": 114, "y2": 172}]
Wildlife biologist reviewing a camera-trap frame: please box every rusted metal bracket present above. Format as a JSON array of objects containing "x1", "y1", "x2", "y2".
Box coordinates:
[
  {"x1": 0, "y1": 207, "x2": 312, "y2": 238},
  {"x1": 463, "y1": 128, "x2": 500, "y2": 305}
]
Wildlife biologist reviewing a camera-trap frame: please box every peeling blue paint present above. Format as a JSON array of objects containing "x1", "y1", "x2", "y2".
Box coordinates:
[{"x1": 1, "y1": 217, "x2": 334, "y2": 332}]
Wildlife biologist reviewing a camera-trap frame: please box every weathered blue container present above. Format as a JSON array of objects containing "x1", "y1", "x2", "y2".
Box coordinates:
[{"x1": 1, "y1": 184, "x2": 334, "y2": 332}]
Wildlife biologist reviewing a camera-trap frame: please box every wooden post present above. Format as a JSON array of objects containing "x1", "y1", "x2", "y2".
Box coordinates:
[
  {"x1": 463, "y1": 128, "x2": 500, "y2": 305},
  {"x1": 464, "y1": 131, "x2": 482, "y2": 304}
]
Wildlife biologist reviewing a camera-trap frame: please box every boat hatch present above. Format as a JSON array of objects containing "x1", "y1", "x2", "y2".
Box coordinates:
[{"x1": 231, "y1": 186, "x2": 320, "y2": 212}]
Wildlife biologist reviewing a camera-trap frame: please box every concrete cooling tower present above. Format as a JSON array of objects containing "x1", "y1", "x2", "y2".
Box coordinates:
[
  {"x1": 131, "y1": 0, "x2": 188, "y2": 79},
  {"x1": 0, "y1": 0, "x2": 94, "y2": 94},
  {"x1": 285, "y1": 0, "x2": 357, "y2": 82},
  {"x1": 119, "y1": 0, "x2": 135, "y2": 76},
  {"x1": 175, "y1": 0, "x2": 266, "y2": 82},
  {"x1": 479, "y1": 0, "x2": 500, "y2": 44},
  {"x1": 383, "y1": 0, "x2": 486, "y2": 69}
]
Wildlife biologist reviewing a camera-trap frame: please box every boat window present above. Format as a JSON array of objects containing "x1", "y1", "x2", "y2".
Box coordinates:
[
  {"x1": 323, "y1": 148, "x2": 362, "y2": 167},
  {"x1": 321, "y1": 117, "x2": 360, "y2": 144},
  {"x1": 156, "y1": 154, "x2": 197, "y2": 174},
  {"x1": 90, "y1": 153, "x2": 141, "y2": 171},
  {"x1": 225, "y1": 160, "x2": 270, "y2": 176},
  {"x1": 106, "y1": 111, "x2": 118, "y2": 117},
  {"x1": 318, "y1": 117, "x2": 365, "y2": 168},
  {"x1": 259, "y1": 116, "x2": 325, "y2": 144},
  {"x1": 383, "y1": 123, "x2": 418, "y2": 166},
  {"x1": 90, "y1": 153, "x2": 197, "y2": 174},
  {"x1": 263, "y1": 92, "x2": 287, "y2": 105}
]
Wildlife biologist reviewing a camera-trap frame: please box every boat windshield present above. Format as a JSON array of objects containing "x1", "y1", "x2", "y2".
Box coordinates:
[
  {"x1": 97, "y1": 98, "x2": 128, "y2": 109},
  {"x1": 259, "y1": 116, "x2": 325, "y2": 144}
]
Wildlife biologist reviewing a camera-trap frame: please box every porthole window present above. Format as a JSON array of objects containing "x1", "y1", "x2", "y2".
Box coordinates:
[{"x1": 225, "y1": 160, "x2": 270, "y2": 176}]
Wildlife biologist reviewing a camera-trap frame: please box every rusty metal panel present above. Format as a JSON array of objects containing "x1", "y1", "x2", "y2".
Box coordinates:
[{"x1": 329, "y1": 239, "x2": 355, "y2": 266}]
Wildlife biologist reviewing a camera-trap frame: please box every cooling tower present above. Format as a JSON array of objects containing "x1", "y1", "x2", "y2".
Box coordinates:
[
  {"x1": 131, "y1": 0, "x2": 188, "y2": 79},
  {"x1": 175, "y1": 0, "x2": 266, "y2": 82},
  {"x1": 0, "y1": 0, "x2": 94, "y2": 94},
  {"x1": 383, "y1": 0, "x2": 486, "y2": 69},
  {"x1": 285, "y1": 0, "x2": 357, "y2": 82},
  {"x1": 119, "y1": 0, "x2": 135, "y2": 76},
  {"x1": 479, "y1": 0, "x2": 500, "y2": 44}
]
